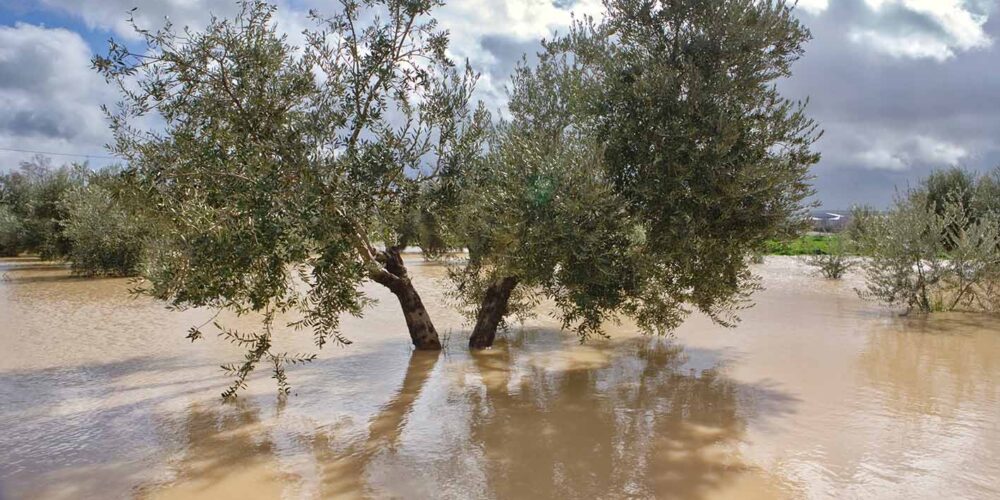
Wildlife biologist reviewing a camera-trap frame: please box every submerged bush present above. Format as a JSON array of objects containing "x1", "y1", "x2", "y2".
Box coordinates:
[
  {"x1": 803, "y1": 236, "x2": 856, "y2": 279},
  {"x1": 0, "y1": 204, "x2": 25, "y2": 256},
  {"x1": 0, "y1": 157, "x2": 84, "y2": 258},
  {"x1": 60, "y1": 172, "x2": 146, "y2": 276},
  {"x1": 856, "y1": 189, "x2": 1000, "y2": 314}
]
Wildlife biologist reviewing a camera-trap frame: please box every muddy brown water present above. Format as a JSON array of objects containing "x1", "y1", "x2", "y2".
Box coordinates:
[{"x1": 1, "y1": 256, "x2": 998, "y2": 499}]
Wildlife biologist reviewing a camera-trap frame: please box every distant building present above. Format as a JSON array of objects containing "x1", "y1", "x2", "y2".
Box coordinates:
[{"x1": 809, "y1": 210, "x2": 850, "y2": 233}]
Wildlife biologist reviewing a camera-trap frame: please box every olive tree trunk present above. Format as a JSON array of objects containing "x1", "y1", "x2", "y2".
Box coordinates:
[
  {"x1": 468, "y1": 276, "x2": 519, "y2": 349},
  {"x1": 372, "y1": 246, "x2": 442, "y2": 350}
]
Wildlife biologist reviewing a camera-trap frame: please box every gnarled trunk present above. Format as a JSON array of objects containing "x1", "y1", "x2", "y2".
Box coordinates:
[
  {"x1": 371, "y1": 246, "x2": 442, "y2": 350},
  {"x1": 468, "y1": 276, "x2": 518, "y2": 349}
]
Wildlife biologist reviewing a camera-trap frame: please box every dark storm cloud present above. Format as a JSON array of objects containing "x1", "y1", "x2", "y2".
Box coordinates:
[
  {"x1": 470, "y1": 0, "x2": 1000, "y2": 208},
  {"x1": 2, "y1": 0, "x2": 998, "y2": 207},
  {"x1": 480, "y1": 34, "x2": 544, "y2": 78},
  {"x1": 780, "y1": 0, "x2": 1000, "y2": 208},
  {"x1": 0, "y1": 110, "x2": 80, "y2": 139}
]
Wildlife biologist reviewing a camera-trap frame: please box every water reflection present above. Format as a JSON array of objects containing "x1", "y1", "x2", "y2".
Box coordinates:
[
  {"x1": 3, "y1": 257, "x2": 999, "y2": 499},
  {"x1": 859, "y1": 314, "x2": 1000, "y2": 416},
  {"x1": 308, "y1": 350, "x2": 441, "y2": 499},
  {"x1": 139, "y1": 401, "x2": 293, "y2": 500},
  {"x1": 460, "y1": 334, "x2": 791, "y2": 499},
  {"x1": 846, "y1": 314, "x2": 1000, "y2": 497}
]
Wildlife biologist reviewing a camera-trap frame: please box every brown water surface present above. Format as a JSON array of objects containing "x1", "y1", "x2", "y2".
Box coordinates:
[{"x1": 1, "y1": 257, "x2": 998, "y2": 499}]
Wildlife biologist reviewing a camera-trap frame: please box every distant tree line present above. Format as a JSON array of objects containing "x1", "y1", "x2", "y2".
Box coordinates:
[{"x1": 0, "y1": 156, "x2": 146, "y2": 276}]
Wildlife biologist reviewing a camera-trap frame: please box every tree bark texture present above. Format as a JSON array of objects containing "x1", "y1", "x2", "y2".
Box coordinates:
[
  {"x1": 468, "y1": 276, "x2": 519, "y2": 349},
  {"x1": 371, "y1": 246, "x2": 442, "y2": 350}
]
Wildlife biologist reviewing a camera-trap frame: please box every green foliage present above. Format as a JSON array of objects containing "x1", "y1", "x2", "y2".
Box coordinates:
[
  {"x1": 846, "y1": 205, "x2": 879, "y2": 246},
  {"x1": 974, "y1": 167, "x2": 1000, "y2": 216},
  {"x1": 0, "y1": 156, "x2": 84, "y2": 259},
  {"x1": 764, "y1": 235, "x2": 843, "y2": 255},
  {"x1": 802, "y1": 236, "x2": 856, "y2": 279},
  {"x1": 918, "y1": 166, "x2": 1000, "y2": 250},
  {"x1": 95, "y1": 0, "x2": 484, "y2": 396},
  {"x1": 0, "y1": 204, "x2": 25, "y2": 256},
  {"x1": 856, "y1": 187, "x2": 1000, "y2": 314},
  {"x1": 450, "y1": 0, "x2": 820, "y2": 338},
  {"x1": 59, "y1": 168, "x2": 147, "y2": 277}
]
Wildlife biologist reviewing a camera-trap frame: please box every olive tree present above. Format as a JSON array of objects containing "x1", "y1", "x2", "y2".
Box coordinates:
[
  {"x1": 974, "y1": 167, "x2": 1000, "y2": 216},
  {"x1": 0, "y1": 204, "x2": 25, "y2": 257},
  {"x1": 0, "y1": 157, "x2": 84, "y2": 259},
  {"x1": 856, "y1": 187, "x2": 1000, "y2": 314},
  {"x1": 59, "y1": 168, "x2": 147, "y2": 277},
  {"x1": 452, "y1": 0, "x2": 820, "y2": 348},
  {"x1": 94, "y1": 0, "x2": 485, "y2": 396},
  {"x1": 451, "y1": 96, "x2": 636, "y2": 347}
]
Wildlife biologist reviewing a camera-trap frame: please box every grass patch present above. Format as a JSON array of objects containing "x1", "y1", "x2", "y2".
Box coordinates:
[{"x1": 764, "y1": 234, "x2": 844, "y2": 255}]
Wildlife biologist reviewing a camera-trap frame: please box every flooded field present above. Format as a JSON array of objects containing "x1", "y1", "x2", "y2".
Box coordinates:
[{"x1": 1, "y1": 256, "x2": 998, "y2": 499}]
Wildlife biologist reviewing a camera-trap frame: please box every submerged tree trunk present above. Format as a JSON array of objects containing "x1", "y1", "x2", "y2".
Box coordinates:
[
  {"x1": 371, "y1": 246, "x2": 442, "y2": 350},
  {"x1": 468, "y1": 276, "x2": 519, "y2": 349}
]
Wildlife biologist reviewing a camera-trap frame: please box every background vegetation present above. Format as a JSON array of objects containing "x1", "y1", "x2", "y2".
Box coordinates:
[
  {"x1": 764, "y1": 235, "x2": 844, "y2": 256},
  {"x1": 854, "y1": 167, "x2": 1000, "y2": 314},
  {"x1": 0, "y1": 157, "x2": 144, "y2": 276}
]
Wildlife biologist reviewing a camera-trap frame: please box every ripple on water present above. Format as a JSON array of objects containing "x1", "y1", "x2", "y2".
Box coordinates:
[{"x1": 0, "y1": 256, "x2": 998, "y2": 499}]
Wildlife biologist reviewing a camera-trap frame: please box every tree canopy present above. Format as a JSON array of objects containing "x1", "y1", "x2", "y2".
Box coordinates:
[
  {"x1": 94, "y1": 0, "x2": 487, "y2": 396},
  {"x1": 91, "y1": 0, "x2": 823, "y2": 395},
  {"x1": 451, "y1": 0, "x2": 820, "y2": 347}
]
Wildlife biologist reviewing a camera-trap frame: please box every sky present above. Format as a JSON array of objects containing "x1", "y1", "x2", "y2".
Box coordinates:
[{"x1": 0, "y1": 0, "x2": 997, "y2": 209}]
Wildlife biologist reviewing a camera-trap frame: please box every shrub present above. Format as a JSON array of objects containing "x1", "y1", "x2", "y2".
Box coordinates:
[
  {"x1": 0, "y1": 205, "x2": 25, "y2": 256},
  {"x1": 59, "y1": 172, "x2": 146, "y2": 277},
  {"x1": 856, "y1": 190, "x2": 1000, "y2": 313},
  {"x1": 802, "y1": 236, "x2": 855, "y2": 279},
  {"x1": 0, "y1": 157, "x2": 84, "y2": 258}
]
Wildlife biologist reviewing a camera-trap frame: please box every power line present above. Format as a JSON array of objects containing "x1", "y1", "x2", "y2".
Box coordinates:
[{"x1": 0, "y1": 146, "x2": 118, "y2": 161}]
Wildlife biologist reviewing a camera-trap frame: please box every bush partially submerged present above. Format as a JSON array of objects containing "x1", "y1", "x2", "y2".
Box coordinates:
[
  {"x1": 803, "y1": 236, "x2": 856, "y2": 279},
  {"x1": 0, "y1": 204, "x2": 25, "y2": 256},
  {"x1": 855, "y1": 188, "x2": 1000, "y2": 314},
  {"x1": 60, "y1": 170, "x2": 146, "y2": 276},
  {"x1": 0, "y1": 157, "x2": 84, "y2": 259}
]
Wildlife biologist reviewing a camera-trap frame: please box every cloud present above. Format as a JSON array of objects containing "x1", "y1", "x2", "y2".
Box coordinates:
[
  {"x1": 34, "y1": 0, "x2": 599, "y2": 110},
  {"x1": 381, "y1": 0, "x2": 604, "y2": 109},
  {"x1": 39, "y1": 0, "x2": 313, "y2": 49},
  {"x1": 5, "y1": 0, "x2": 1000, "y2": 209},
  {"x1": 798, "y1": 0, "x2": 831, "y2": 16},
  {"x1": 39, "y1": 0, "x2": 241, "y2": 40},
  {"x1": 779, "y1": 0, "x2": 1000, "y2": 207},
  {"x1": 850, "y1": 0, "x2": 993, "y2": 61},
  {"x1": 0, "y1": 23, "x2": 115, "y2": 167},
  {"x1": 854, "y1": 135, "x2": 969, "y2": 171}
]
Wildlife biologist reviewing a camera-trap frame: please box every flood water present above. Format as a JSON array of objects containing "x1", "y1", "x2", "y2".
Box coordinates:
[{"x1": 1, "y1": 256, "x2": 998, "y2": 499}]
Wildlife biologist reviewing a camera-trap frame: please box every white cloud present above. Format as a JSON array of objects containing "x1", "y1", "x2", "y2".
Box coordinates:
[
  {"x1": 39, "y1": 0, "x2": 600, "y2": 64},
  {"x1": 40, "y1": 0, "x2": 241, "y2": 40},
  {"x1": 0, "y1": 1, "x2": 313, "y2": 168},
  {"x1": 431, "y1": 0, "x2": 602, "y2": 109},
  {"x1": 854, "y1": 134, "x2": 969, "y2": 171},
  {"x1": 438, "y1": 0, "x2": 603, "y2": 54},
  {"x1": 857, "y1": 148, "x2": 908, "y2": 171},
  {"x1": 35, "y1": 0, "x2": 598, "y2": 110},
  {"x1": 853, "y1": 0, "x2": 993, "y2": 61},
  {"x1": 849, "y1": 29, "x2": 958, "y2": 60},
  {"x1": 797, "y1": 0, "x2": 830, "y2": 16},
  {"x1": 0, "y1": 23, "x2": 115, "y2": 168}
]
